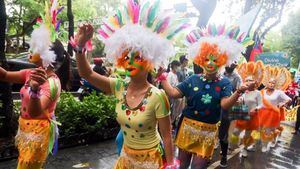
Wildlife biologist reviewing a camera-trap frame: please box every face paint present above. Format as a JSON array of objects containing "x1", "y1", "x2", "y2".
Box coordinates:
[
  {"x1": 268, "y1": 79, "x2": 276, "y2": 89},
  {"x1": 203, "y1": 55, "x2": 219, "y2": 74},
  {"x1": 28, "y1": 53, "x2": 41, "y2": 63},
  {"x1": 125, "y1": 50, "x2": 146, "y2": 77}
]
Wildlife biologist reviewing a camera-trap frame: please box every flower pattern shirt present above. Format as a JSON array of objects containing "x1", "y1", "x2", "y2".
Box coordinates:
[{"x1": 176, "y1": 74, "x2": 232, "y2": 124}]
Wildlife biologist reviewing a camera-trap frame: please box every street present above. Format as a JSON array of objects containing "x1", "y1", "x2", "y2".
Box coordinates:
[{"x1": 0, "y1": 124, "x2": 299, "y2": 169}]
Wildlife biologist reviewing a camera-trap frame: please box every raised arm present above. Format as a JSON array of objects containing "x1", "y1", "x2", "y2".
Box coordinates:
[
  {"x1": 157, "y1": 71, "x2": 182, "y2": 98},
  {"x1": 74, "y1": 24, "x2": 111, "y2": 94},
  {"x1": 0, "y1": 67, "x2": 27, "y2": 84}
]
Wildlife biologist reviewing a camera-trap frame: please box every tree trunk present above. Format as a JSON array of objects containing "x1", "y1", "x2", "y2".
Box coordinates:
[
  {"x1": 67, "y1": 0, "x2": 74, "y2": 56},
  {"x1": 0, "y1": 0, "x2": 14, "y2": 138},
  {"x1": 191, "y1": 0, "x2": 217, "y2": 27}
]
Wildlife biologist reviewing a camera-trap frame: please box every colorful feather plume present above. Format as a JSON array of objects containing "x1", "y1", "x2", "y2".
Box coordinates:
[
  {"x1": 98, "y1": 0, "x2": 190, "y2": 69},
  {"x1": 30, "y1": 0, "x2": 64, "y2": 69},
  {"x1": 187, "y1": 24, "x2": 254, "y2": 66}
]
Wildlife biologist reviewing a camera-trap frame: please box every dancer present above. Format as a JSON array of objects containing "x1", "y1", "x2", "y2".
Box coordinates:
[
  {"x1": 71, "y1": 0, "x2": 189, "y2": 168},
  {"x1": 259, "y1": 65, "x2": 291, "y2": 152},
  {"x1": 230, "y1": 61, "x2": 264, "y2": 157},
  {"x1": 0, "y1": 1, "x2": 70, "y2": 168},
  {"x1": 158, "y1": 25, "x2": 254, "y2": 168}
]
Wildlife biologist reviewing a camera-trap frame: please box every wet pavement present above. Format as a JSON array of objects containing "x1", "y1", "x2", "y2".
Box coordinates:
[{"x1": 0, "y1": 123, "x2": 299, "y2": 169}]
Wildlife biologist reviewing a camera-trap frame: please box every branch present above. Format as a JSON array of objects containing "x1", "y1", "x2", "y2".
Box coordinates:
[{"x1": 261, "y1": 0, "x2": 286, "y2": 39}]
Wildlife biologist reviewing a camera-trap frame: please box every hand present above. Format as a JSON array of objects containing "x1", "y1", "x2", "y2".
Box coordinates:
[
  {"x1": 156, "y1": 67, "x2": 166, "y2": 78},
  {"x1": 249, "y1": 108, "x2": 257, "y2": 115},
  {"x1": 29, "y1": 68, "x2": 47, "y2": 91},
  {"x1": 75, "y1": 24, "x2": 94, "y2": 47},
  {"x1": 237, "y1": 84, "x2": 248, "y2": 94}
]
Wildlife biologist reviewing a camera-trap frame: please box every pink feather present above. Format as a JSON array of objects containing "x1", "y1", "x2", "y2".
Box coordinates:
[
  {"x1": 103, "y1": 22, "x2": 115, "y2": 33},
  {"x1": 98, "y1": 29, "x2": 109, "y2": 39},
  {"x1": 237, "y1": 32, "x2": 245, "y2": 42},
  {"x1": 218, "y1": 25, "x2": 225, "y2": 35},
  {"x1": 157, "y1": 17, "x2": 170, "y2": 33},
  {"x1": 133, "y1": 2, "x2": 140, "y2": 24}
]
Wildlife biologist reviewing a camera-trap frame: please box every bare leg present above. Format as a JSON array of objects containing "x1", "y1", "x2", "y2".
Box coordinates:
[
  {"x1": 178, "y1": 148, "x2": 192, "y2": 169},
  {"x1": 191, "y1": 155, "x2": 209, "y2": 169}
]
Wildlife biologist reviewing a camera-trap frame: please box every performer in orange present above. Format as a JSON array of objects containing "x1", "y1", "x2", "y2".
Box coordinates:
[
  {"x1": 230, "y1": 61, "x2": 264, "y2": 157},
  {"x1": 71, "y1": 0, "x2": 189, "y2": 168},
  {"x1": 159, "y1": 25, "x2": 254, "y2": 168},
  {"x1": 259, "y1": 65, "x2": 291, "y2": 152},
  {"x1": 0, "y1": 1, "x2": 70, "y2": 168}
]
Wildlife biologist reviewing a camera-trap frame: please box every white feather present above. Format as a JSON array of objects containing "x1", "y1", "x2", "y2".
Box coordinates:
[{"x1": 101, "y1": 24, "x2": 174, "y2": 69}]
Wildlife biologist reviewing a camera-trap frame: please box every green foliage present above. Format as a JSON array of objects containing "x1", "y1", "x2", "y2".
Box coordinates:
[
  {"x1": 263, "y1": 31, "x2": 284, "y2": 52},
  {"x1": 55, "y1": 92, "x2": 118, "y2": 137},
  {"x1": 282, "y1": 9, "x2": 300, "y2": 69}
]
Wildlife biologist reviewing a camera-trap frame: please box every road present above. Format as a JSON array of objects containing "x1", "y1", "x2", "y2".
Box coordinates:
[{"x1": 0, "y1": 123, "x2": 299, "y2": 169}]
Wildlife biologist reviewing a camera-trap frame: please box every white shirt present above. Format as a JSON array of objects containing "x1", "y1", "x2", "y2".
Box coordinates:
[
  {"x1": 262, "y1": 90, "x2": 291, "y2": 108},
  {"x1": 167, "y1": 71, "x2": 179, "y2": 87},
  {"x1": 241, "y1": 90, "x2": 263, "y2": 111}
]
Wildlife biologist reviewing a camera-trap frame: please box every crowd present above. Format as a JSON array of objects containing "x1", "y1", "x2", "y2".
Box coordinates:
[{"x1": 0, "y1": 0, "x2": 299, "y2": 169}]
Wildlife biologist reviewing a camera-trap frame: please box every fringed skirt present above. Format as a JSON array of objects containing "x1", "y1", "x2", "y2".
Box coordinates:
[
  {"x1": 114, "y1": 144, "x2": 165, "y2": 169},
  {"x1": 175, "y1": 117, "x2": 218, "y2": 159}
]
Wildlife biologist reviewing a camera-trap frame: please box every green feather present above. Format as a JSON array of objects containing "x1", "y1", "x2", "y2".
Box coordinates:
[{"x1": 146, "y1": 0, "x2": 160, "y2": 28}]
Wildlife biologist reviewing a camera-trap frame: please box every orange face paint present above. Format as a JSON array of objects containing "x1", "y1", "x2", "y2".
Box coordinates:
[
  {"x1": 194, "y1": 42, "x2": 228, "y2": 74},
  {"x1": 28, "y1": 53, "x2": 41, "y2": 63},
  {"x1": 116, "y1": 49, "x2": 153, "y2": 77}
]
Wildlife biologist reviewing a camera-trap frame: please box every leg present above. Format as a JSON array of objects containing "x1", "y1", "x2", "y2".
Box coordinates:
[
  {"x1": 17, "y1": 161, "x2": 44, "y2": 169},
  {"x1": 191, "y1": 155, "x2": 209, "y2": 169},
  {"x1": 115, "y1": 130, "x2": 124, "y2": 156},
  {"x1": 178, "y1": 148, "x2": 192, "y2": 169},
  {"x1": 219, "y1": 110, "x2": 231, "y2": 159},
  {"x1": 295, "y1": 106, "x2": 300, "y2": 131}
]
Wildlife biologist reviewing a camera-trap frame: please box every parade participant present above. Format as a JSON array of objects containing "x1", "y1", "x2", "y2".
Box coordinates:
[
  {"x1": 70, "y1": 0, "x2": 189, "y2": 168},
  {"x1": 159, "y1": 25, "x2": 254, "y2": 168},
  {"x1": 167, "y1": 60, "x2": 182, "y2": 126},
  {"x1": 218, "y1": 61, "x2": 242, "y2": 162},
  {"x1": 230, "y1": 61, "x2": 264, "y2": 157},
  {"x1": 0, "y1": 1, "x2": 69, "y2": 168},
  {"x1": 260, "y1": 65, "x2": 292, "y2": 152}
]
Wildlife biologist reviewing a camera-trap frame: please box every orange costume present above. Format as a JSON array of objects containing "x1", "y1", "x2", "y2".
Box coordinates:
[{"x1": 259, "y1": 65, "x2": 291, "y2": 143}]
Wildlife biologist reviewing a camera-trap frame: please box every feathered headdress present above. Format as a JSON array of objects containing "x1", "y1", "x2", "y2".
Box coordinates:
[
  {"x1": 29, "y1": 0, "x2": 64, "y2": 69},
  {"x1": 186, "y1": 25, "x2": 253, "y2": 67},
  {"x1": 237, "y1": 61, "x2": 265, "y2": 87},
  {"x1": 97, "y1": 0, "x2": 189, "y2": 69},
  {"x1": 262, "y1": 65, "x2": 291, "y2": 90}
]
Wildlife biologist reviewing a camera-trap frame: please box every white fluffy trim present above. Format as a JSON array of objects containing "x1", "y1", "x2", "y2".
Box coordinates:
[
  {"x1": 29, "y1": 24, "x2": 56, "y2": 68},
  {"x1": 103, "y1": 24, "x2": 174, "y2": 69},
  {"x1": 188, "y1": 36, "x2": 245, "y2": 66}
]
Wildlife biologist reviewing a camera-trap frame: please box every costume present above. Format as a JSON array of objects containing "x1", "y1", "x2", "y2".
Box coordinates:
[
  {"x1": 97, "y1": 0, "x2": 188, "y2": 168},
  {"x1": 230, "y1": 61, "x2": 264, "y2": 150},
  {"x1": 175, "y1": 25, "x2": 251, "y2": 160},
  {"x1": 259, "y1": 65, "x2": 291, "y2": 144},
  {"x1": 16, "y1": 1, "x2": 62, "y2": 168}
]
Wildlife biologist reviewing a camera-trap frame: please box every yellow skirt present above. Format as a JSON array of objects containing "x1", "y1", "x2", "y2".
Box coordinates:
[
  {"x1": 15, "y1": 117, "x2": 50, "y2": 169},
  {"x1": 175, "y1": 117, "x2": 218, "y2": 159},
  {"x1": 114, "y1": 144, "x2": 164, "y2": 169}
]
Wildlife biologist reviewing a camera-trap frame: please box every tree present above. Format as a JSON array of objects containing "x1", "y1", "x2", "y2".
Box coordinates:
[
  {"x1": 0, "y1": 0, "x2": 14, "y2": 138},
  {"x1": 241, "y1": 0, "x2": 295, "y2": 61},
  {"x1": 67, "y1": 0, "x2": 74, "y2": 56},
  {"x1": 282, "y1": 9, "x2": 300, "y2": 69},
  {"x1": 190, "y1": 0, "x2": 217, "y2": 27}
]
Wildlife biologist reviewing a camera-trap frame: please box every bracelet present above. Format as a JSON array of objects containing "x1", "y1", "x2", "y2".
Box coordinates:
[
  {"x1": 164, "y1": 159, "x2": 180, "y2": 169},
  {"x1": 29, "y1": 87, "x2": 41, "y2": 99},
  {"x1": 156, "y1": 72, "x2": 168, "y2": 82},
  {"x1": 73, "y1": 45, "x2": 86, "y2": 54}
]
